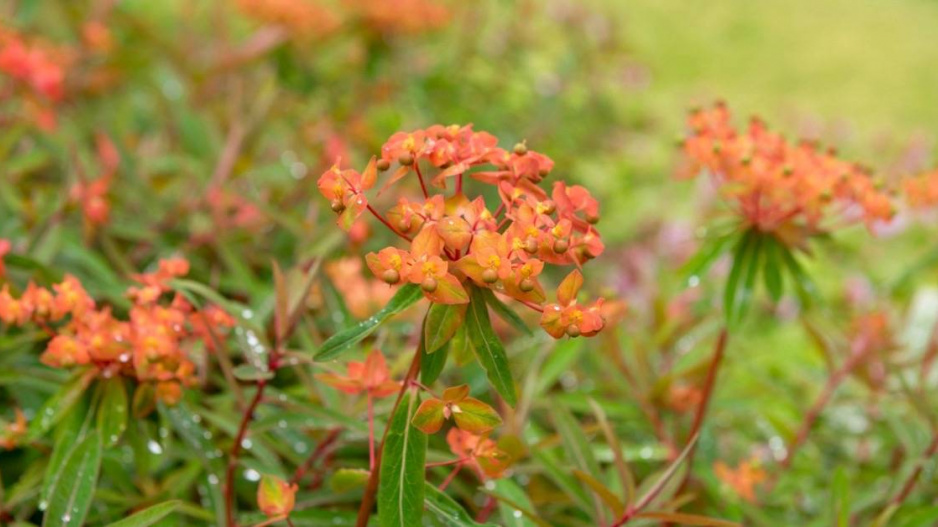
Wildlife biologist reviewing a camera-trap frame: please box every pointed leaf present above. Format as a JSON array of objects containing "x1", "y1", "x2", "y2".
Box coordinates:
[
  {"x1": 762, "y1": 235, "x2": 784, "y2": 302},
  {"x1": 424, "y1": 303, "x2": 467, "y2": 354},
  {"x1": 465, "y1": 286, "x2": 517, "y2": 406},
  {"x1": 104, "y1": 500, "x2": 182, "y2": 527},
  {"x1": 453, "y1": 398, "x2": 502, "y2": 434},
  {"x1": 378, "y1": 388, "x2": 427, "y2": 527},
  {"x1": 420, "y1": 339, "x2": 449, "y2": 385},
  {"x1": 424, "y1": 483, "x2": 499, "y2": 526},
  {"x1": 97, "y1": 377, "x2": 128, "y2": 447},
  {"x1": 572, "y1": 470, "x2": 625, "y2": 517},
  {"x1": 557, "y1": 270, "x2": 583, "y2": 306},
  {"x1": 480, "y1": 288, "x2": 532, "y2": 335},
  {"x1": 317, "y1": 284, "x2": 424, "y2": 360},
  {"x1": 28, "y1": 369, "x2": 96, "y2": 440},
  {"x1": 43, "y1": 431, "x2": 103, "y2": 527},
  {"x1": 329, "y1": 468, "x2": 371, "y2": 493},
  {"x1": 411, "y1": 399, "x2": 446, "y2": 434}
]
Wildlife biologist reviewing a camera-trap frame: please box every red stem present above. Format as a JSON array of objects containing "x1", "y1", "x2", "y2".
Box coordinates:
[
  {"x1": 438, "y1": 462, "x2": 463, "y2": 491},
  {"x1": 225, "y1": 379, "x2": 267, "y2": 527},
  {"x1": 673, "y1": 327, "x2": 729, "y2": 496},
  {"x1": 367, "y1": 204, "x2": 412, "y2": 242},
  {"x1": 367, "y1": 393, "x2": 376, "y2": 471},
  {"x1": 291, "y1": 428, "x2": 342, "y2": 485},
  {"x1": 414, "y1": 162, "x2": 430, "y2": 199},
  {"x1": 891, "y1": 431, "x2": 938, "y2": 506}
]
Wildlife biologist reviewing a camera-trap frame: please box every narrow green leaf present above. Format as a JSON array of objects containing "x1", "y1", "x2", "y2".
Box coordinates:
[
  {"x1": 681, "y1": 232, "x2": 736, "y2": 283},
  {"x1": 480, "y1": 288, "x2": 532, "y2": 336},
  {"x1": 896, "y1": 506, "x2": 938, "y2": 527},
  {"x1": 832, "y1": 467, "x2": 850, "y2": 527},
  {"x1": 424, "y1": 484, "x2": 499, "y2": 526},
  {"x1": 97, "y1": 377, "x2": 128, "y2": 447},
  {"x1": 104, "y1": 500, "x2": 182, "y2": 527},
  {"x1": 232, "y1": 364, "x2": 275, "y2": 381},
  {"x1": 779, "y1": 247, "x2": 818, "y2": 306},
  {"x1": 493, "y1": 479, "x2": 541, "y2": 527},
  {"x1": 420, "y1": 340, "x2": 449, "y2": 385},
  {"x1": 552, "y1": 402, "x2": 601, "y2": 477},
  {"x1": 722, "y1": 230, "x2": 754, "y2": 324},
  {"x1": 465, "y1": 287, "x2": 517, "y2": 406},
  {"x1": 762, "y1": 235, "x2": 784, "y2": 302},
  {"x1": 634, "y1": 511, "x2": 740, "y2": 526},
  {"x1": 29, "y1": 369, "x2": 96, "y2": 440},
  {"x1": 378, "y1": 388, "x2": 427, "y2": 527},
  {"x1": 424, "y1": 302, "x2": 467, "y2": 353},
  {"x1": 40, "y1": 397, "x2": 92, "y2": 510},
  {"x1": 43, "y1": 431, "x2": 103, "y2": 527},
  {"x1": 572, "y1": 470, "x2": 625, "y2": 517},
  {"x1": 317, "y1": 284, "x2": 424, "y2": 361}
]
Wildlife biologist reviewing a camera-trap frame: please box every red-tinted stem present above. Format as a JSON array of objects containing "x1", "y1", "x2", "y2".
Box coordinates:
[
  {"x1": 291, "y1": 428, "x2": 342, "y2": 485},
  {"x1": 438, "y1": 462, "x2": 463, "y2": 491},
  {"x1": 890, "y1": 430, "x2": 938, "y2": 506},
  {"x1": 225, "y1": 379, "x2": 267, "y2": 527},
  {"x1": 476, "y1": 495, "x2": 497, "y2": 523},
  {"x1": 367, "y1": 393, "x2": 376, "y2": 471},
  {"x1": 414, "y1": 162, "x2": 430, "y2": 199},
  {"x1": 367, "y1": 204, "x2": 412, "y2": 242},
  {"x1": 673, "y1": 327, "x2": 729, "y2": 495}
]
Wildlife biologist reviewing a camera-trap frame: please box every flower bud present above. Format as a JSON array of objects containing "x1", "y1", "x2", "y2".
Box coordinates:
[
  {"x1": 382, "y1": 269, "x2": 401, "y2": 284},
  {"x1": 376, "y1": 159, "x2": 391, "y2": 171},
  {"x1": 421, "y1": 277, "x2": 438, "y2": 293},
  {"x1": 519, "y1": 278, "x2": 535, "y2": 292},
  {"x1": 586, "y1": 213, "x2": 599, "y2": 224},
  {"x1": 524, "y1": 238, "x2": 538, "y2": 254},
  {"x1": 330, "y1": 200, "x2": 346, "y2": 213},
  {"x1": 565, "y1": 324, "x2": 581, "y2": 338},
  {"x1": 257, "y1": 475, "x2": 297, "y2": 518},
  {"x1": 398, "y1": 218, "x2": 411, "y2": 232},
  {"x1": 552, "y1": 239, "x2": 568, "y2": 254},
  {"x1": 513, "y1": 142, "x2": 528, "y2": 156},
  {"x1": 399, "y1": 153, "x2": 414, "y2": 166},
  {"x1": 482, "y1": 269, "x2": 498, "y2": 284}
]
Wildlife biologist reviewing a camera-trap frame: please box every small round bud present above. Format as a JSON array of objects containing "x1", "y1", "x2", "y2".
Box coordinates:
[
  {"x1": 553, "y1": 239, "x2": 569, "y2": 254},
  {"x1": 398, "y1": 219, "x2": 411, "y2": 232},
  {"x1": 711, "y1": 142, "x2": 722, "y2": 154},
  {"x1": 382, "y1": 269, "x2": 401, "y2": 284},
  {"x1": 376, "y1": 159, "x2": 391, "y2": 171},
  {"x1": 398, "y1": 153, "x2": 414, "y2": 166},
  {"x1": 542, "y1": 202, "x2": 556, "y2": 215},
  {"x1": 513, "y1": 142, "x2": 528, "y2": 156},
  {"x1": 782, "y1": 166, "x2": 793, "y2": 177},
  {"x1": 565, "y1": 325, "x2": 581, "y2": 338},
  {"x1": 524, "y1": 238, "x2": 539, "y2": 254},
  {"x1": 331, "y1": 200, "x2": 346, "y2": 213},
  {"x1": 421, "y1": 277, "x2": 438, "y2": 293},
  {"x1": 586, "y1": 213, "x2": 599, "y2": 225},
  {"x1": 538, "y1": 167, "x2": 550, "y2": 178},
  {"x1": 482, "y1": 269, "x2": 499, "y2": 284},
  {"x1": 519, "y1": 278, "x2": 535, "y2": 292}
]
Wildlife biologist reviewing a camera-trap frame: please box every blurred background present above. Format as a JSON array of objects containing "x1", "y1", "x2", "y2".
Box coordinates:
[{"x1": 4, "y1": 0, "x2": 938, "y2": 524}]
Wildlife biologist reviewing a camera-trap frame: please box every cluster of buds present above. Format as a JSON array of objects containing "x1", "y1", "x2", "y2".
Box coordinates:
[
  {"x1": 0, "y1": 258, "x2": 234, "y2": 404},
  {"x1": 903, "y1": 169, "x2": 938, "y2": 210},
  {"x1": 323, "y1": 258, "x2": 396, "y2": 319},
  {"x1": 0, "y1": 408, "x2": 26, "y2": 450},
  {"x1": 317, "y1": 124, "x2": 606, "y2": 339},
  {"x1": 69, "y1": 133, "x2": 120, "y2": 229},
  {"x1": 681, "y1": 103, "x2": 894, "y2": 238}
]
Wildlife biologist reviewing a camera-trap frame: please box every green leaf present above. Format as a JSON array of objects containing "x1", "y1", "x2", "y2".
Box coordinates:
[
  {"x1": 465, "y1": 286, "x2": 517, "y2": 406},
  {"x1": 317, "y1": 284, "x2": 424, "y2": 361},
  {"x1": 43, "y1": 431, "x2": 103, "y2": 527},
  {"x1": 424, "y1": 484, "x2": 499, "y2": 526},
  {"x1": 40, "y1": 398, "x2": 91, "y2": 510},
  {"x1": 572, "y1": 470, "x2": 625, "y2": 517},
  {"x1": 762, "y1": 235, "x2": 784, "y2": 302},
  {"x1": 634, "y1": 511, "x2": 740, "y2": 526},
  {"x1": 895, "y1": 506, "x2": 938, "y2": 527},
  {"x1": 480, "y1": 288, "x2": 532, "y2": 336},
  {"x1": 452, "y1": 397, "x2": 503, "y2": 434},
  {"x1": 329, "y1": 468, "x2": 371, "y2": 493},
  {"x1": 378, "y1": 388, "x2": 427, "y2": 527},
  {"x1": 29, "y1": 369, "x2": 96, "y2": 440},
  {"x1": 492, "y1": 479, "x2": 541, "y2": 527},
  {"x1": 681, "y1": 232, "x2": 736, "y2": 284},
  {"x1": 411, "y1": 399, "x2": 446, "y2": 434},
  {"x1": 779, "y1": 246, "x2": 818, "y2": 307},
  {"x1": 552, "y1": 402, "x2": 601, "y2": 477},
  {"x1": 104, "y1": 500, "x2": 182, "y2": 527},
  {"x1": 420, "y1": 340, "x2": 449, "y2": 385},
  {"x1": 832, "y1": 467, "x2": 850, "y2": 527},
  {"x1": 723, "y1": 229, "x2": 759, "y2": 326},
  {"x1": 97, "y1": 377, "x2": 128, "y2": 447},
  {"x1": 424, "y1": 303, "x2": 468, "y2": 354}
]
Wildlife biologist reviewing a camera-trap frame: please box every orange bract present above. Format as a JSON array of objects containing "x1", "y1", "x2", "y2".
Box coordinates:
[
  {"x1": 315, "y1": 349, "x2": 401, "y2": 398},
  {"x1": 682, "y1": 103, "x2": 894, "y2": 238},
  {"x1": 318, "y1": 125, "x2": 607, "y2": 339},
  {"x1": 714, "y1": 459, "x2": 766, "y2": 503},
  {"x1": 904, "y1": 169, "x2": 938, "y2": 209},
  {"x1": 0, "y1": 259, "x2": 233, "y2": 404}
]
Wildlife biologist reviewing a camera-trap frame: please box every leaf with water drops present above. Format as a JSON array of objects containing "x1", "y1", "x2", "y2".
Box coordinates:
[
  {"x1": 28, "y1": 369, "x2": 96, "y2": 440},
  {"x1": 377, "y1": 388, "x2": 427, "y2": 527},
  {"x1": 97, "y1": 376, "x2": 128, "y2": 447},
  {"x1": 43, "y1": 430, "x2": 102, "y2": 527},
  {"x1": 424, "y1": 483, "x2": 500, "y2": 526},
  {"x1": 465, "y1": 286, "x2": 517, "y2": 406},
  {"x1": 316, "y1": 283, "x2": 424, "y2": 361},
  {"x1": 103, "y1": 500, "x2": 182, "y2": 527}
]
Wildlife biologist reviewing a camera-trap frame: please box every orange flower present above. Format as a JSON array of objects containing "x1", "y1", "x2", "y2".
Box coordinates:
[
  {"x1": 446, "y1": 429, "x2": 511, "y2": 479},
  {"x1": 0, "y1": 239, "x2": 9, "y2": 278},
  {"x1": 714, "y1": 459, "x2": 766, "y2": 503},
  {"x1": 0, "y1": 408, "x2": 27, "y2": 450},
  {"x1": 682, "y1": 103, "x2": 895, "y2": 238},
  {"x1": 257, "y1": 474, "x2": 298, "y2": 518},
  {"x1": 315, "y1": 349, "x2": 400, "y2": 398},
  {"x1": 905, "y1": 169, "x2": 938, "y2": 209},
  {"x1": 317, "y1": 158, "x2": 378, "y2": 231},
  {"x1": 540, "y1": 270, "x2": 605, "y2": 338}
]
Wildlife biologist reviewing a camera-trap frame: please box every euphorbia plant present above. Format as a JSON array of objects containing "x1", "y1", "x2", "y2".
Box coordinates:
[{"x1": 314, "y1": 124, "x2": 607, "y2": 526}]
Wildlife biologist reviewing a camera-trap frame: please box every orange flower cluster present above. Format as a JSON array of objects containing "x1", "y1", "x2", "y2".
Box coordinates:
[
  {"x1": 317, "y1": 124, "x2": 606, "y2": 339},
  {"x1": 324, "y1": 258, "x2": 396, "y2": 319},
  {"x1": 0, "y1": 26, "x2": 69, "y2": 130},
  {"x1": 0, "y1": 258, "x2": 234, "y2": 403},
  {"x1": 904, "y1": 169, "x2": 938, "y2": 209},
  {"x1": 0, "y1": 408, "x2": 26, "y2": 450},
  {"x1": 236, "y1": 0, "x2": 448, "y2": 38},
  {"x1": 69, "y1": 133, "x2": 120, "y2": 228},
  {"x1": 682, "y1": 103, "x2": 894, "y2": 236},
  {"x1": 315, "y1": 349, "x2": 400, "y2": 398},
  {"x1": 713, "y1": 459, "x2": 766, "y2": 503},
  {"x1": 446, "y1": 428, "x2": 511, "y2": 479}
]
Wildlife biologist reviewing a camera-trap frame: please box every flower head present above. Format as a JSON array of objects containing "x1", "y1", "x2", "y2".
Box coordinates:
[{"x1": 315, "y1": 349, "x2": 400, "y2": 398}]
